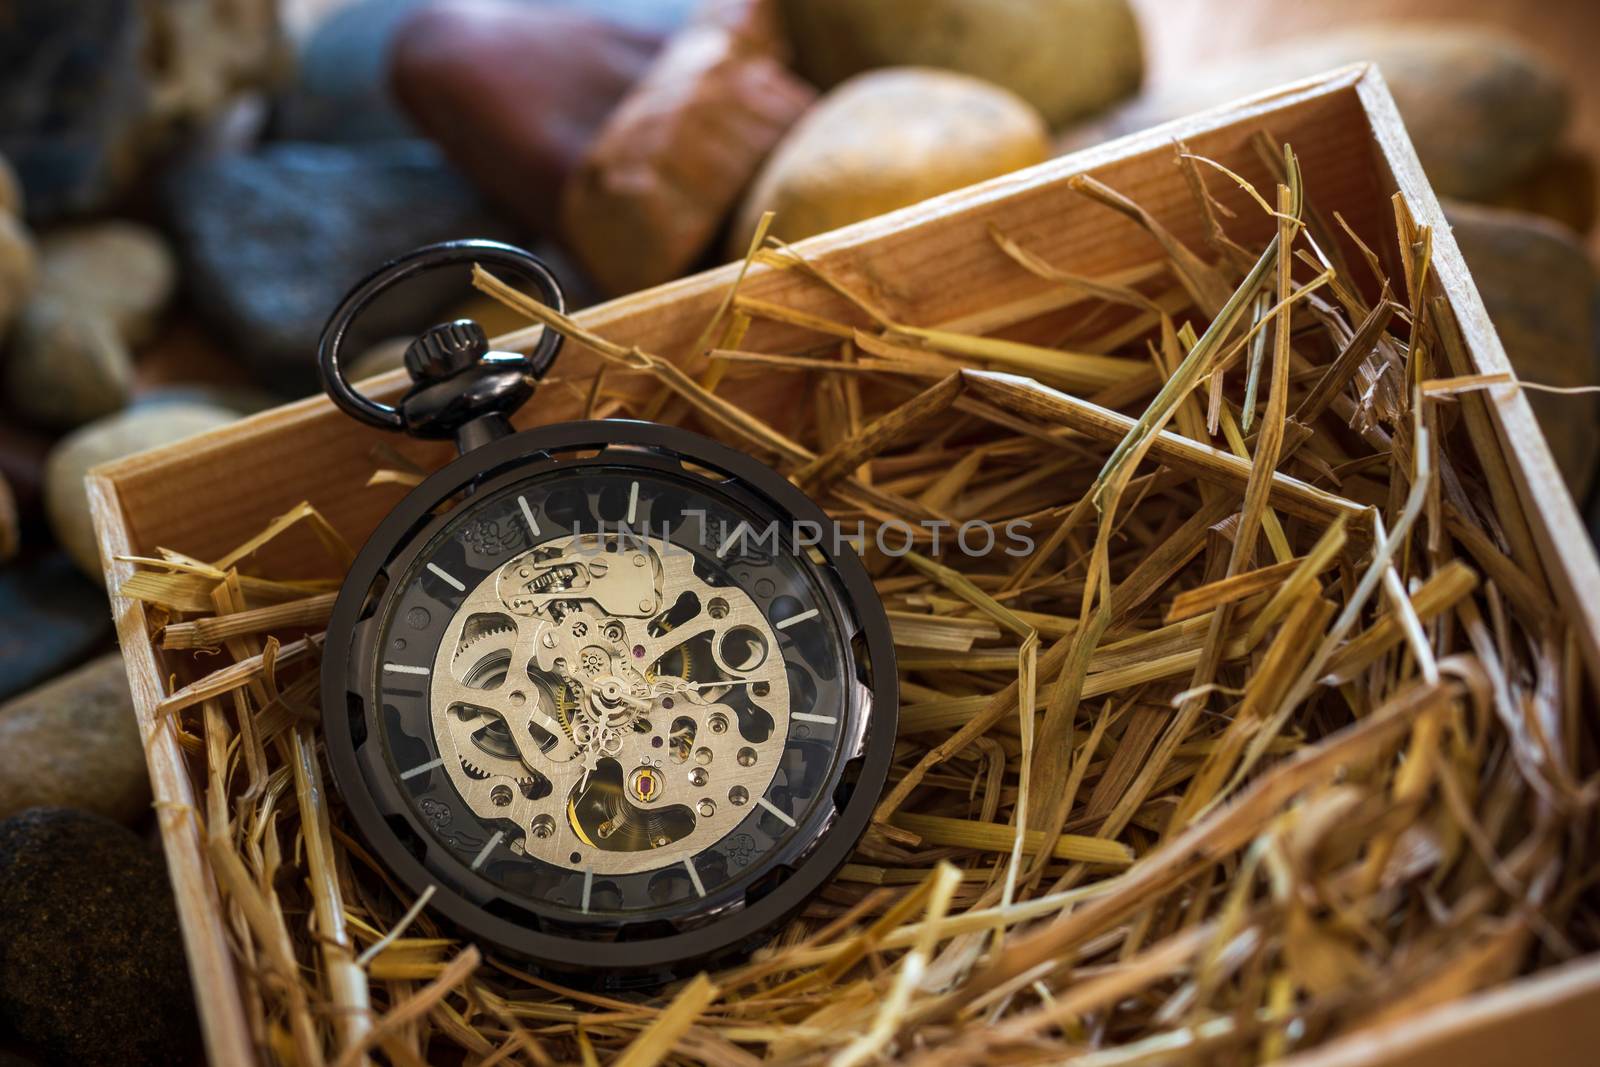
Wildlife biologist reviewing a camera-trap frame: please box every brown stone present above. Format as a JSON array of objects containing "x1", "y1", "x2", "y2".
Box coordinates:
[
  {"x1": 562, "y1": 0, "x2": 817, "y2": 295},
  {"x1": 1445, "y1": 200, "x2": 1599, "y2": 494},
  {"x1": 1065, "y1": 24, "x2": 1570, "y2": 202},
  {"x1": 732, "y1": 67, "x2": 1049, "y2": 251},
  {"x1": 0, "y1": 153, "x2": 21, "y2": 215},
  {"x1": 389, "y1": 0, "x2": 664, "y2": 234},
  {"x1": 0, "y1": 422, "x2": 51, "y2": 522},
  {"x1": 0, "y1": 210, "x2": 35, "y2": 335},
  {"x1": 0, "y1": 472, "x2": 16, "y2": 562},
  {"x1": 1485, "y1": 149, "x2": 1596, "y2": 237},
  {"x1": 0, "y1": 654, "x2": 148, "y2": 825},
  {"x1": 780, "y1": 0, "x2": 1143, "y2": 128}
]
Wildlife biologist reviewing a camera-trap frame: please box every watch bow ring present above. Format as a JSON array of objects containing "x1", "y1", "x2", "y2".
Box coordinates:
[{"x1": 317, "y1": 241, "x2": 897, "y2": 983}]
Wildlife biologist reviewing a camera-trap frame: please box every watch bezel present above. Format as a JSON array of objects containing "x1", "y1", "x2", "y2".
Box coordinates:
[{"x1": 321, "y1": 419, "x2": 898, "y2": 976}]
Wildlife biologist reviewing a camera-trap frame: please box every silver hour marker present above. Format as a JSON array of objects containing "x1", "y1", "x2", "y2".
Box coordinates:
[
  {"x1": 792, "y1": 712, "x2": 838, "y2": 726},
  {"x1": 683, "y1": 858, "x2": 706, "y2": 897},
  {"x1": 383, "y1": 663, "x2": 430, "y2": 676},
  {"x1": 399, "y1": 756, "x2": 443, "y2": 780},
  {"x1": 626, "y1": 481, "x2": 640, "y2": 524},
  {"x1": 518, "y1": 494, "x2": 539, "y2": 536},
  {"x1": 775, "y1": 607, "x2": 819, "y2": 631},
  {"x1": 581, "y1": 867, "x2": 594, "y2": 913},
  {"x1": 757, "y1": 796, "x2": 795, "y2": 827},
  {"x1": 427, "y1": 562, "x2": 465, "y2": 591},
  {"x1": 470, "y1": 830, "x2": 504, "y2": 871}
]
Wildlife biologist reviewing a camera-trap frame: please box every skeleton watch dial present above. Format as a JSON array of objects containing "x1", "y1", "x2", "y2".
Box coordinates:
[{"x1": 323, "y1": 422, "x2": 896, "y2": 978}]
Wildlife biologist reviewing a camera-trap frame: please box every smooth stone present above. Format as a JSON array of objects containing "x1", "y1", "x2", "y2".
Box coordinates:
[
  {"x1": 4, "y1": 302, "x2": 133, "y2": 429},
  {"x1": 781, "y1": 0, "x2": 1143, "y2": 128},
  {"x1": 0, "y1": 211, "x2": 37, "y2": 335},
  {"x1": 128, "y1": 316, "x2": 263, "y2": 396},
  {"x1": 0, "y1": 423, "x2": 52, "y2": 524},
  {"x1": 162, "y1": 140, "x2": 508, "y2": 391},
  {"x1": 45, "y1": 403, "x2": 238, "y2": 577},
  {"x1": 389, "y1": 1, "x2": 665, "y2": 234},
  {"x1": 277, "y1": 0, "x2": 445, "y2": 142},
  {"x1": 568, "y1": 0, "x2": 699, "y2": 33},
  {"x1": 0, "y1": 808, "x2": 199, "y2": 1066},
  {"x1": 34, "y1": 221, "x2": 176, "y2": 344},
  {"x1": 131, "y1": 382, "x2": 282, "y2": 416},
  {"x1": 348, "y1": 335, "x2": 413, "y2": 381},
  {"x1": 279, "y1": 0, "x2": 693, "y2": 143},
  {"x1": 1485, "y1": 149, "x2": 1596, "y2": 237},
  {"x1": 563, "y1": 0, "x2": 817, "y2": 294},
  {"x1": 0, "y1": 654, "x2": 147, "y2": 825},
  {"x1": 733, "y1": 67, "x2": 1049, "y2": 251},
  {"x1": 0, "y1": 551, "x2": 112, "y2": 706},
  {"x1": 1064, "y1": 24, "x2": 1569, "y2": 202},
  {"x1": 1445, "y1": 201, "x2": 1599, "y2": 495},
  {"x1": 0, "y1": 0, "x2": 148, "y2": 221},
  {"x1": 0, "y1": 153, "x2": 21, "y2": 215},
  {"x1": 0, "y1": 473, "x2": 16, "y2": 562},
  {"x1": 0, "y1": 0, "x2": 279, "y2": 223}
]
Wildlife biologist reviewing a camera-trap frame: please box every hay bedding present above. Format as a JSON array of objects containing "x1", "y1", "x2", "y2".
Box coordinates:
[{"x1": 126, "y1": 141, "x2": 1597, "y2": 1066}]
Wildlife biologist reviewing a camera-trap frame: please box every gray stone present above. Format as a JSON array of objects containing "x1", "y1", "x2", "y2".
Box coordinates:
[
  {"x1": 0, "y1": 654, "x2": 147, "y2": 825},
  {"x1": 276, "y1": 0, "x2": 439, "y2": 142},
  {"x1": 0, "y1": 808, "x2": 199, "y2": 1066},
  {"x1": 5, "y1": 302, "x2": 133, "y2": 430},
  {"x1": 33, "y1": 221, "x2": 175, "y2": 344},
  {"x1": 0, "y1": 212, "x2": 36, "y2": 336},
  {"x1": 131, "y1": 383, "x2": 282, "y2": 416},
  {"x1": 0, "y1": 552, "x2": 112, "y2": 702},
  {"x1": 163, "y1": 140, "x2": 511, "y2": 390},
  {"x1": 44, "y1": 403, "x2": 239, "y2": 577}
]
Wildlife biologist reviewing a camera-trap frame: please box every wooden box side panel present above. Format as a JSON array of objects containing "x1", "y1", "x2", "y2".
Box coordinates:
[
  {"x1": 86, "y1": 474, "x2": 258, "y2": 1067},
  {"x1": 96, "y1": 70, "x2": 1389, "y2": 578},
  {"x1": 1352, "y1": 69, "x2": 1600, "y2": 681},
  {"x1": 1281, "y1": 953, "x2": 1600, "y2": 1067}
]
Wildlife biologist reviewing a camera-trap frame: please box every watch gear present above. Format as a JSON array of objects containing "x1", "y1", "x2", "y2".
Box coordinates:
[{"x1": 431, "y1": 531, "x2": 791, "y2": 877}]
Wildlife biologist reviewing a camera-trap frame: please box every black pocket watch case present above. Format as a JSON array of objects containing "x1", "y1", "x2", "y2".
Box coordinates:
[{"x1": 316, "y1": 241, "x2": 897, "y2": 982}]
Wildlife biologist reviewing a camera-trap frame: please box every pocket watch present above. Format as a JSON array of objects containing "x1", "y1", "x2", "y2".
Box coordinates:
[{"x1": 317, "y1": 241, "x2": 896, "y2": 982}]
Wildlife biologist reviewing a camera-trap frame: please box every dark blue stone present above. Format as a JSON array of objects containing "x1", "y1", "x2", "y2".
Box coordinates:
[
  {"x1": 162, "y1": 139, "x2": 515, "y2": 392},
  {"x1": 0, "y1": 551, "x2": 111, "y2": 703},
  {"x1": 0, "y1": 0, "x2": 148, "y2": 222}
]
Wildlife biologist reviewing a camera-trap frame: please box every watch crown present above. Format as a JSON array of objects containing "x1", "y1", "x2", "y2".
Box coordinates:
[{"x1": 405, "y1": 319, "x2": 489, "y2": 382}]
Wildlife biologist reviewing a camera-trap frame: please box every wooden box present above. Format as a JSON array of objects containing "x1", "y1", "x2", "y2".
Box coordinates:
[{"x1": 90, "y1": 66, "x2": 1600, "y2": 1066}]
